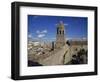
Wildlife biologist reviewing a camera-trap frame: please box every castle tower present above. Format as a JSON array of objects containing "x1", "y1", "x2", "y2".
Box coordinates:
[{"x1": 55, "y1": 21, "x2": 66, "y2": 48}]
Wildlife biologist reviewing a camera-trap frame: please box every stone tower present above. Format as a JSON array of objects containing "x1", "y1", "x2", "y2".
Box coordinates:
[{"x1": 55, "y1": 21, "x2": 66, "y2": 48}]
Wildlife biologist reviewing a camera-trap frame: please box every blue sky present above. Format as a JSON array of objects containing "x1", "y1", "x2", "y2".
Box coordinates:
[{"x1": 28, "y1": 15, "x2": 87, "y2": 41}]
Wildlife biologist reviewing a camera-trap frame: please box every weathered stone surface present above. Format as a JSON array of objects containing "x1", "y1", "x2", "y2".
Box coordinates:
[{"x1": 38, "y1": 45, "x2": 70, "y2": 65}]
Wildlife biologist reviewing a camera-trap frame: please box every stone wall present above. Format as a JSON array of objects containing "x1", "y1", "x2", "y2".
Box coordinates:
[{"x1": 38, "y1": 45, "x2": 70, "y2": 65}]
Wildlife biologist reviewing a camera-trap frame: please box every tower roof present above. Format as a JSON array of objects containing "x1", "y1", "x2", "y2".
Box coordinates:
[{"x1": 57, "y1": 21, "x2": 64, "y2": 30}]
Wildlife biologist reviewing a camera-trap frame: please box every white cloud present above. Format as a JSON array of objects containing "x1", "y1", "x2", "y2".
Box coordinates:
[
  {"x1": 55, "y1": 23, "x2": 68, "y2": 26},
  {"x1": 41, "y1": 30, "x2": 47, "y2": 33},
  {"x1": 64, "y1": 23, "x2": 68, "y2": 26},
  {"x1": 36, "y1": 30, "x2": 47, "y2": 34},
  {"x1": 36, "y1": 30, "x2": 47, "y2": 38},
  {"x1": 82, "y1": 37, "x2": 87, "y2": 40},
  {"x1": 36, "y1": 30, "x2": 40, "y2": 34},
  {"x1": 66, "y1": 37, "x2": 72, "y2": 40},
  {"x1": 38, "y1": 34, "x2": 45, "y2": 38},
  {"x1": 82, "y1": 37, "x2": 87, "y2": 41},
  {"x1": 66, "y1": 37, "x2": 87, "y2": 41},
  {"x1": 28, "y1": 34, "x2": 32, "y2": 38}
]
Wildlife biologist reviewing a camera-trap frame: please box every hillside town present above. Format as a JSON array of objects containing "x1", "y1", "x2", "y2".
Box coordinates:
[{"x1": 28, "y1": 21, "x2": 88, "y2": 66}]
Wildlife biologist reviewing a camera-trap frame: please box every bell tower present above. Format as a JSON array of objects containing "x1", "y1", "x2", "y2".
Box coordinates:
[{"x1": 55, "y1": 21, "x2": 66, "y2": 48}]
